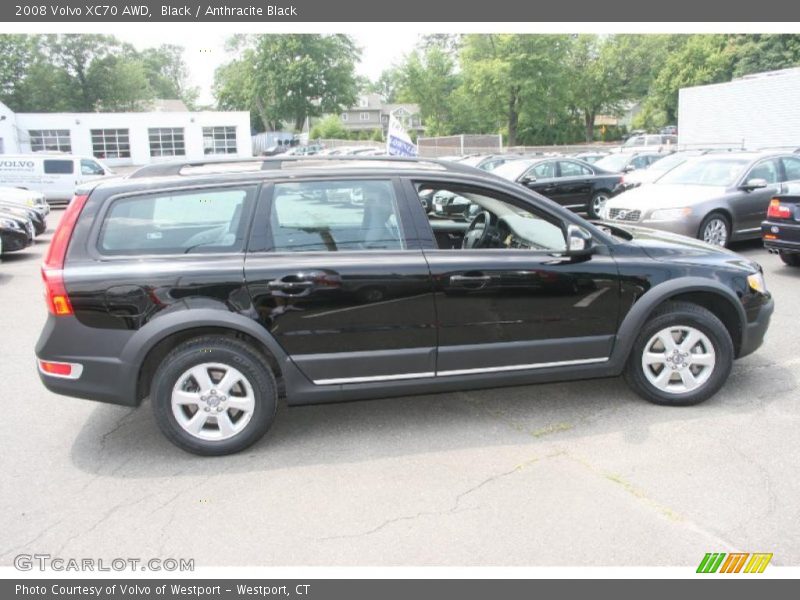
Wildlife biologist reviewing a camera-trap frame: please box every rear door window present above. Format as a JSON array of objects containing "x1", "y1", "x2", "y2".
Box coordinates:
[
  {"x1": 43, "y1": 159, "x2": 74, "y2": 174},
  {"x1": 781, "y1": 157, "x2": 800, "y2": 182},
  {"x1": 99, "y1": 186, "x2": 257, "y2": 255},
  {"x1": 557, "y1": 160, "x2": 592, "y2": 177},
  {"x1": 268, "y1": 180, "x2": 405, "y2": 252}
]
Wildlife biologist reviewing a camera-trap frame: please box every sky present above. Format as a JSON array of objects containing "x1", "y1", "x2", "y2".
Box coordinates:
[{"x1": 117, "y1": 31, "x2": 420, "y2": 106}]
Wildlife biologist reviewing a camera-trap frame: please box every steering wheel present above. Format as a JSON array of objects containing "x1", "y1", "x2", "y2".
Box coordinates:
[{"x1": 462, "y1": 211, "x2": 499, "y2": 249}]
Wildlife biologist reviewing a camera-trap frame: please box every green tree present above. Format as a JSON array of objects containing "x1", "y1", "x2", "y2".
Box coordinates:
[
  {"x1": 459, "y1": 34, "x2": 571, "y2": 146},
  {"x1": 139, "y1": 44, "x2": 199, "y2": 108},
  {"x1": 0, "y1": 35, "x2": 42, "y2": 111},
  {"x1": 45, "y1": 34, "x2": 119, "y2": 111},
  {"x1": 309, "y1": 114, "x2": 348, "y2": 139},
  {"x1": 397, "y1": 46, "x2": 458, "y2": 135},
  {"x1": 87, "y1": 54, "x2": 154, "y2": 111},
  {"x1": 216, "y1": 34, "x2": 360, "y2": 132},
  {"x1": 566, "y1": 34, "x2": 673, "y2": 141}
]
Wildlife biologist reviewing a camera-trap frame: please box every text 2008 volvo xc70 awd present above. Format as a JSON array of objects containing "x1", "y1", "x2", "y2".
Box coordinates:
[{"x1": 36, "y1": 157, "x2": 774, "y2": 455}]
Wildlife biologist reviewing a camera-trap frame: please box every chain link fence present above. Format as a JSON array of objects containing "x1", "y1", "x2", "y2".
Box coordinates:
[{"x1": 417, "y1": 134, "x2": 503, "y2": 157}]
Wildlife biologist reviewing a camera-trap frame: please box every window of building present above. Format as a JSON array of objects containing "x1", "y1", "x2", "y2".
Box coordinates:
[
  {"x1": 359, "y1": 112, "x2": 370, "y2": 121},
  {"x1": 29, "y1": 129, "x2": 72, "y2": 153},
  {"x1": 341, "y1": 113, "x2": 349, "y2": 121},
  {"x1": 91, "y1": 129, "x2": 131, "y2": 159},
  {"x1": 99, "y1": 186, "x2": 256, "y2": 255},
  {"x1": 148, "y1": 128, "x2": 186, "y2": 157},
  {"x1": 268, "y1": 180, "x2": 404, "y2": 252},
  {"x1": 202, "y1": 126, "x2": 237, "y2": 155},
  {"x1": 43, "y1": 159, "x2": 74, "y2": 174}
]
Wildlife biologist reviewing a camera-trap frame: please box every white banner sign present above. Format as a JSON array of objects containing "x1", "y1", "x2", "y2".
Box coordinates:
[{"x1": 386, "y1": 114, "x2": 418, "y2": 157}]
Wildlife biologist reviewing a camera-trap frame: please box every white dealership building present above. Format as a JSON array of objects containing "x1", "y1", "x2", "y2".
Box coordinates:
[{"x1": 0, "y1": 100, "x2": 252, "y2": 167}]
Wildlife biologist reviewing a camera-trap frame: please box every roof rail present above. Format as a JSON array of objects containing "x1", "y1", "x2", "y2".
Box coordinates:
[{"x1": 127, "y1": 155, "x2": 482, "y2": 179}]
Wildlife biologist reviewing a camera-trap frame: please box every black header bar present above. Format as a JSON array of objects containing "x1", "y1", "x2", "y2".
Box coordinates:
[{"x1": 4, "y1": 0, "x2": 800, "y2": 22}]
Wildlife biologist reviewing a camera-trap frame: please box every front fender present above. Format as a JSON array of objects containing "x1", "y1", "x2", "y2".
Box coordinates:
[{"x1": 608, "y1": 276, "x2": 746, "y2": 371}]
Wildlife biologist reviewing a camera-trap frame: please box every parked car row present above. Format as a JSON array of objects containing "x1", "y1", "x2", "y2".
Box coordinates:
[
  {"x1": 439, "y1": 149, "x2": 800, "y2": 261},
  {"x1": 0, "y1": 186, "x2": 49, "y2": 256}
]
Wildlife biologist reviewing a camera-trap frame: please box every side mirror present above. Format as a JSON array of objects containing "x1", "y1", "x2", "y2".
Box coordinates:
[
  {"x1": 623, "y1": 165, "x2": 636, "y2": 173},
  {"x1": 741, "y1": 178, "x2": 768, "y2": 191},
  {"x1": 566, "y1": 224, "x2": 594, "y2": 256},
  {"x1": 520, "y1": 175, "x2": 537, "y2": 184}
]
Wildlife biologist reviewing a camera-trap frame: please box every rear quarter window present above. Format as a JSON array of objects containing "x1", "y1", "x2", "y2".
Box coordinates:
[
  {"x1": 43, "y1": 159, "x2": 74, "y2": 174},
  {"x1": 98, "y1": 186, "x2": 257, "y2": 255}
]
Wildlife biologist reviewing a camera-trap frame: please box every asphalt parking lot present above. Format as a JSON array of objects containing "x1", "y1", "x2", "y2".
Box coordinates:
[{"x1": 1, "y1": 209, "x2": 799, "y2": 568}]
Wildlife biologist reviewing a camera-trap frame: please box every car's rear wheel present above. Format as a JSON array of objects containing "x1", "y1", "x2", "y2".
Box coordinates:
[
  {"x1": 624, "y1": 301, "x2": 733, "y2": 406},
  {"x1": 589, "y1": 191, "x2": 610, "y2": 219},
  {"x1": 699, "y1": 212, "x2": 731, "y2": 247},
  {"x1": 779, "y1": 251, "x2": 800, "y2": 267},
  {"x1": 151, "y1": 336, "x2": 277, "y2": 455}
]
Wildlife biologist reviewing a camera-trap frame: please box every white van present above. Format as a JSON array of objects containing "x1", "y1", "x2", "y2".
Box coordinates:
[{"x1": 0, "y1": 154, "x2": 114, "y2": 205}]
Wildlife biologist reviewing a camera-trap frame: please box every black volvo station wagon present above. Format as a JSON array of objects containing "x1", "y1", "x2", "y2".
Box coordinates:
[{"x1": 35, "y1": 157, "x2": 774, "y2": 455}]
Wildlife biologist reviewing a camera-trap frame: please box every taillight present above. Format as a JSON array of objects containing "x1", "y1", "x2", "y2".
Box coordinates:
[
  {"x1": 767, "y1": 198, "x2": 792, "y2": 220},
  {"x1": 42, "y1": 194, "x2": 88, "y2": 316}
]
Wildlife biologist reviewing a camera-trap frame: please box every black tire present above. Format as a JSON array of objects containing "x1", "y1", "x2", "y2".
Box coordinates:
[
  {"x1": 151, "y1": 336, "x2": 277, "y2": 456},
  {"x1": 624, "y1": 301, "x2": 734, "y2": 406},
  {"x1": 698, "y1": 212, "x2": 731, "y2": 247},
  {"x1": 779, "y1": 251, "x2": 800, "y2": 267},
  {"x1": 588, "y1": 191, "x2": 611, "y2": 219}
]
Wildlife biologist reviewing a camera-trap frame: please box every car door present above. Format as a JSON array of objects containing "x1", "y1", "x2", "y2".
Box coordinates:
[
  {"x1": 520, "y1": 160, "x2": 566, "y2": 204},
  {"x1": 407, "y1": 180, "x2": 621, "y2": 374},
  {"x1": 734, "y1": 158, "x2": 782, "y2": 234},
  {"x1": 555, "y1": 160, "x2": 595, "y2": 211},
  {"x1": 244, "y1": 177, "x2": 438, "y2": 385}
]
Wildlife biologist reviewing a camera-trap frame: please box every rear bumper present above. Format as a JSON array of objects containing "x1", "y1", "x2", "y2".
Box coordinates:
[
  {"x1": 35, "y1": 315, "x2": 139, "y2": 406},
  {"x1": 739, "y1": 296, "x2": 774, "y2": 358},
  {"x1": 762, "y1": 219, "x2": 800, "y2": 253}
]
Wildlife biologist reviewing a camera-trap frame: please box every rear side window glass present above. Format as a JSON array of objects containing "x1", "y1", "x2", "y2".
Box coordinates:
[
  {"x1": 99, "y1": 186, "x2": 256, "y2": 255},
  {"x1": 781, "y1": 157, "x2": 800, "y2": 181},
  {"x1": 43, "y1": 159, "x2": 74, "y2": 174},
  {"x1": 269, "y1": 180, "x2": 404, "y2": 252}
]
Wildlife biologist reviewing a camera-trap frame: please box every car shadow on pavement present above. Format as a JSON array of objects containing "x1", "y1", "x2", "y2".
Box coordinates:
[{"x1": 69, "y1": 352, "x2": 796, "y2": 477}]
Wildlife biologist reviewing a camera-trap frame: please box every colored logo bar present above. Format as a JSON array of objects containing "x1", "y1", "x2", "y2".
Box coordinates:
[{"x1": 697, "y1": 552, "x2": 773, "y2": 573}]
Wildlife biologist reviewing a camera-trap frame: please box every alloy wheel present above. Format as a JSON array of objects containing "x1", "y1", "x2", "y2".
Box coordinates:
[
  {"x1": 702, "y1": 218, "x2": 729, "y2": 246},
  {"x1": 170, "y1": 362, "x2": 256, "y2": 441},
  {"x1": 641, "y1": 326, "x2": 716, "y2": 394}
]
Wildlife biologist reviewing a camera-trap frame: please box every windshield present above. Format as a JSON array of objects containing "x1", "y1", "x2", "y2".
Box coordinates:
[
  {"x1": 594, "y1": 154, "x2": 632, "y2": 172},
  {"x1": 492, "y1": 159, "x2": 536, "y2": 181},
  {"x1": 657, "y1": 157, "x2": 750, "y2": 186},
  {"x1": 647, "y1": 153, "x2": 691, "y2": 173}
]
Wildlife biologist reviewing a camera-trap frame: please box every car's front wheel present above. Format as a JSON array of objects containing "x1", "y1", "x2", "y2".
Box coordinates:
[
  {"x1": 699, "y1": 212, "x2": 731, "y2": 247},
  {"x1": 624, "y1": 302, "x2": 733, "y2": 406},
  {"x1": 151, "y1": 336, "x2": 277, "y2": 455}
]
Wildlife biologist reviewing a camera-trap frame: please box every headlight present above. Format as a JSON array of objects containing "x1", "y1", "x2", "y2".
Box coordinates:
[
  {"x1": 647, "y1": 207, "x2": 692, "y2": 222},
  {"x1": 1, "y1": 219, "x2": 20, "y2": 229},
  {"x1": 747, "y1": 272, "x2": 767, "y2": 294}
]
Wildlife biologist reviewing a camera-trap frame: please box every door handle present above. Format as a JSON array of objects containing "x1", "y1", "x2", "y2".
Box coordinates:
[
  {"x1": 450, "y1": 274, "x2": 491, "y2": 288},
  {"x1": 268, "y1": 280, "x2": 314, "y2": 291}
]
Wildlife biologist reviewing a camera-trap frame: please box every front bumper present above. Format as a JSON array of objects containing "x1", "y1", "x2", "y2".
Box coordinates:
[{"x1": 739, "y1": 296, "x2": 774, "y2": 358}]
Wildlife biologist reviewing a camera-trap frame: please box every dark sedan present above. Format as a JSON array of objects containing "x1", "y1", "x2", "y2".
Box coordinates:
[
  {"x1": 492, "y1": 157, "x2": 623, "y2": 218},
  {"x1": 762, "y1": 183, "x2": 800, "y2": 266},
  {"x1": 0, "y1": 212, "x2": 32, "y2": 254}
]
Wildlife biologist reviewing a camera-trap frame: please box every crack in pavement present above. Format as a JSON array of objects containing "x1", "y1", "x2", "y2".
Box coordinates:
[
  {"x1": 0, "y1": 518, "x2": 66, "y2": 562},
  {"x1": 317, "y1": 451, "x2": 565, "y2": 541}
]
